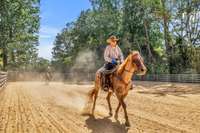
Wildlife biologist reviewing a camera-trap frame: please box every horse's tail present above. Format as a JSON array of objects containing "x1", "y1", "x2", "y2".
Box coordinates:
[{"x1": 88, "y1": 72, "x2": 100, "y2": 102}]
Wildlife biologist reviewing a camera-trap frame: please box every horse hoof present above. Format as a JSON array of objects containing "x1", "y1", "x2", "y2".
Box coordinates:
[{"x1": 125, "y1": 122, "x2": 131, "y2": 127}]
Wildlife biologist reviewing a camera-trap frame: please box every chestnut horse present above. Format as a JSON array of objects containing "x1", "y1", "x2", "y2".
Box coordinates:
[{"x1": 86, "y1": 51, "x2": 147, "y2": 127}]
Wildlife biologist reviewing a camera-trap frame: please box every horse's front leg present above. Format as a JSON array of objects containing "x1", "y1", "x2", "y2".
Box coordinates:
[
  {"x1": 121, "y1": 98, "x2": 130, "y2": 127},
  {"x1": 114, "y1": 102, "x2": 121, "y2": 120},
  {"x1": 106, "y1": 91, "x2": 113, "y2": 116}
]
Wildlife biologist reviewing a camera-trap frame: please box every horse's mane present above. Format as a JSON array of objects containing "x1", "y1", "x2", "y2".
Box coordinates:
[
  {"x1": 117, "y1": 55, "x2": 129, "y2": 75},
  {"x1": 117, "y1": 51, "x2": 139, "y2": 75}
]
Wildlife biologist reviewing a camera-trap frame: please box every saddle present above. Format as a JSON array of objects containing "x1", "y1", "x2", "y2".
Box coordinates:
[{"x1": 101, "y1": 63, "x2": 118, "y2": 91}]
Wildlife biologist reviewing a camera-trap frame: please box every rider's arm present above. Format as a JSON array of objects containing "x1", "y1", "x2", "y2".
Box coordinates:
[{"x1": 104, "y1": 46, "x2": 112, "y2": 62}]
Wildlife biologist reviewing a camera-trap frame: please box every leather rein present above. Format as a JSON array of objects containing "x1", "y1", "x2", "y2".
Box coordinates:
[{"x1": 114, "y1": 68, "x2": 135, "y2": 86}]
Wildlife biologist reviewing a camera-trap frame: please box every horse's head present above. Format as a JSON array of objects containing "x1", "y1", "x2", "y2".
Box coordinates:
[
  {"x1": 117, "y1": 51, "x2": 147, "y2": 76},
  {"x1": 130, "y1": 51, "x2": 147, "y2": 75}
]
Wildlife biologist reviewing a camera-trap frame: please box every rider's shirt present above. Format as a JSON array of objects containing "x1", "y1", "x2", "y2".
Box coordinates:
[{"x1": 104, "y1": 45, "x2": 124, "y2": 63}]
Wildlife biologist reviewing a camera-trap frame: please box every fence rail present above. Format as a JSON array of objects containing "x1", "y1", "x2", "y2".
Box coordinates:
[
  {"x1": 0, "y1": 71, "x2": 7, "y2": 88},
  {"x1": 134, "y1": 74, "x2": 200, "y2": 83},
  {"x1": 64, "y1": 72, "x2": 200, "y2": 83},
  {"x1": 7, "y1": 71, "x2": 200, "y2": 83}
]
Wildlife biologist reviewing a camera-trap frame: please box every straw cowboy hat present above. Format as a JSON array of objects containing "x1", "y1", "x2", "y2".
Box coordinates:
[{"x1": 106, "y1": 35, "x2": 119, "y2": 44}]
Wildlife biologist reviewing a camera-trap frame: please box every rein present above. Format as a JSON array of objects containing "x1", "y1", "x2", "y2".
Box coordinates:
[
  {"x1": 124, "y1": 69, "x2": 135, "y2": 74},
  {"x1": 114, "y1": 68, "x2": 134, "y2": 86},
  {"x1": 115, "y1": 74, "x2": 129, "y2": 86},
  {"x1": 113, "y1": 54, "x2": 137, "y2": 87}
]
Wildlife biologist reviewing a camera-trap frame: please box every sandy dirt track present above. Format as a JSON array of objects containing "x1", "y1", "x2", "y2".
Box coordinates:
[{"x1": 0, "y1": 81, "x2": 200, "y2": 133}]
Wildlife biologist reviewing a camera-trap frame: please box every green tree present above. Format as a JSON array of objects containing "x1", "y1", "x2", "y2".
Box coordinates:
[
  {"x1": 35, "y1": 57, "x2": 51, "y2": 72},
  {"x1": 0, "y1": 0, "x2": 40, "y2": 70},
  {"x1": 52, "y1": 0, "x2": 200, "y2": 74}
]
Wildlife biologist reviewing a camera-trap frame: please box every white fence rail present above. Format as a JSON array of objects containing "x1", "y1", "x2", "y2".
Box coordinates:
[
  {"x1": 7, "y1": 71, "x2": 200, "y2": 83},
  {"x1": 134, "y1": 74, "x2": 200, "y2": 83},
  {"x1": 64, "y1": 73, "x2": 200, "y2": 83},
  {"x1": 0, "y1": 71, "x2": 7, "y2": 88}
]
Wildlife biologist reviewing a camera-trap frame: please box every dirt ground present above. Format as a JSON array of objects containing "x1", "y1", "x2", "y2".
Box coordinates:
[{"x1": 0, "y1": 81, "x2": 199, "y2": 133}]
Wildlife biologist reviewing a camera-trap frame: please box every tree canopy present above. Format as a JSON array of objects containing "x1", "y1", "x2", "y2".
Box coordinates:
[
  {"x1": 0, "y1": 0, "x2": 40, "y2": 71},
  {"x1": 52, "y1": 0, "x2": 200, "y2": 74},
  {"x1": 0, "y1": 0, "x2": 199, "y2": 74}
]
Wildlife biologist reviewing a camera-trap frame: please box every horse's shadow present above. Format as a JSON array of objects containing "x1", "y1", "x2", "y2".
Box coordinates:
[{"x1": 85, "y1": 115, "x2": 128, "y2": 133}]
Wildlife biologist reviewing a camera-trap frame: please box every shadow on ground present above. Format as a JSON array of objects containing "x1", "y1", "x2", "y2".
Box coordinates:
[{"x1": 85, "y1": 115, "x2": 128, "y2": 133}]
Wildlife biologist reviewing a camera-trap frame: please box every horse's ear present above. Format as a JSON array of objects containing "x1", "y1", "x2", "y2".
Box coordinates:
[
  {"x1": 132, "y1": 51, "x2": 139, "y2": 59},
  {"x1": 117, "y1": 55, "x2": 130, "y2": 75}
]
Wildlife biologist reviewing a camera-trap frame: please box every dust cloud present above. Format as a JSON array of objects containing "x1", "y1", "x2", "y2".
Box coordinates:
[
  {"x1": 7, "y1": 49, "x2": 100, "y2": 115},
  {"x1": 69, "y1": 49, "x2": 96, "y2": 83},
  {"x1": 54, "y1": 89, "x2": 87, "y2": 111},
  {"x1": 71, "y1": 49, "x2": 96, "y2": 71},
  {"x1": 52, "y1": 85, "x2": 108, "y2": 116}
]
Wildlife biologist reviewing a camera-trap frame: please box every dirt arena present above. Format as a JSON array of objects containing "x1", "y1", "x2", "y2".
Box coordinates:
[{"x1": 0, "y1": 81, "x2": 199, "y2": 133}]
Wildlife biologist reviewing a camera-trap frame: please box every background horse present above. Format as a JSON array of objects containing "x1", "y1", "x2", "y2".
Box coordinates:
[{"x1": 85, "y1": 51, "x2": 147, "y2": 127}]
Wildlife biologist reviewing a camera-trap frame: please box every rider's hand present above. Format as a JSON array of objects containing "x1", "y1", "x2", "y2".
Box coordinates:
[{"x1": 111, "y1": 58, "x2": 117, "y2": 65}]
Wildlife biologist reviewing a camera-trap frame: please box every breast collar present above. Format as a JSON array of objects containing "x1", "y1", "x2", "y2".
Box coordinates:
[
  {"x1": 114, "y1": 73, "x2": 130, "y2": 86},
  {"x1": 124, "y1": 69, "x2": 135, "y2": 74}
]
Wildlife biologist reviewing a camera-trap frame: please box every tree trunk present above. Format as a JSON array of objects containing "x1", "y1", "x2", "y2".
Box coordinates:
[
  {"x1": 144, "y1": 20, "x2": 153, "y2": 61},
  {"x1": 135, "y1": 39, "x2": 142, "y2": 54},
  {"x1": 160, "y1": 0, "x2": 171, "y2": 54},
  {"x1": 160, "y1": 0, "x2": 173, "y2": 73}
]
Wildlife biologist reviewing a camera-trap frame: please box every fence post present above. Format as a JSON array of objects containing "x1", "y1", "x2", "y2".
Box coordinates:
[{"x1": 0, "y1": 71, "x2": 7, "y2": 89}]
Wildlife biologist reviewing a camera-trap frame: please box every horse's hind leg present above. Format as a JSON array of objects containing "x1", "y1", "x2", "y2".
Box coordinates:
[
  {"x1": 106, "y1": 91, "x2": 113, "y2": 116},
  {"x1": 88, "y1": 88, "x2": 95, "y2": 101},
  {"x1": 91, "y1": 70, "x2": 101, "y2": 115},
  {"x1": 92, "y1": 89, "x2": 99, "y2": 115},
  {"x1": 82, "y1": 88, "x2": 95, "y2": 115}
]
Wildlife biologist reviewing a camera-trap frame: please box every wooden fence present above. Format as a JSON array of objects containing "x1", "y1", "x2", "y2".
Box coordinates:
[
  {"x1": 0, "y1": 71, "x2": 7, "y2": 88},
  {"x1": 63, "y1": 72, "x2": 200, "y2": 83},
  {"x1": 64, "y1": 73, "x2": 200, "y2": 83},
  {"x1": 134, "y1": 74, "x2": 200, "y2": 83},
  {"x1": 7, "y1": 71, "x2": 200, "y2": 83}
]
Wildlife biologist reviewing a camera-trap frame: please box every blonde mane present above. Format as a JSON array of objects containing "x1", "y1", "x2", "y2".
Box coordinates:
[{"x1": 117, "y1": 55, "x2": 129, "y2": 75}]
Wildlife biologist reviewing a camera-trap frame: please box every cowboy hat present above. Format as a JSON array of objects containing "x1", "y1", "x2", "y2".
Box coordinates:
[{"x1": 106, "y1": 35, "x2": 119, "y2": 44}]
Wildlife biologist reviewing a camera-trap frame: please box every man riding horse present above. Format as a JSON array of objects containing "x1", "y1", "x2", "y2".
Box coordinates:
[
  {"x1": 98, "y1": 35, "x2": 124, "y2": 91},
  {"x1": 86, "y1": 44, "x2": 147, "y2": 127}
]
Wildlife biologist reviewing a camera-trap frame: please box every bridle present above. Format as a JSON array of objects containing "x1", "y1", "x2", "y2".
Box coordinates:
[
  {"x1": 132, "y1": 55, "x2": 144, "y2": 71},
  {"x1": 114, "y1": 53, "x2": 144, "y2": 86},
  {"x1": 124, "y1": 69, "x2": 135, "y2": 74},
  {"x1": 124, "y1": 56, "x2": 143, "y2": 74},
  {"x1": 115, "y1": 68, "x2": 135, "y2": 86}
]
